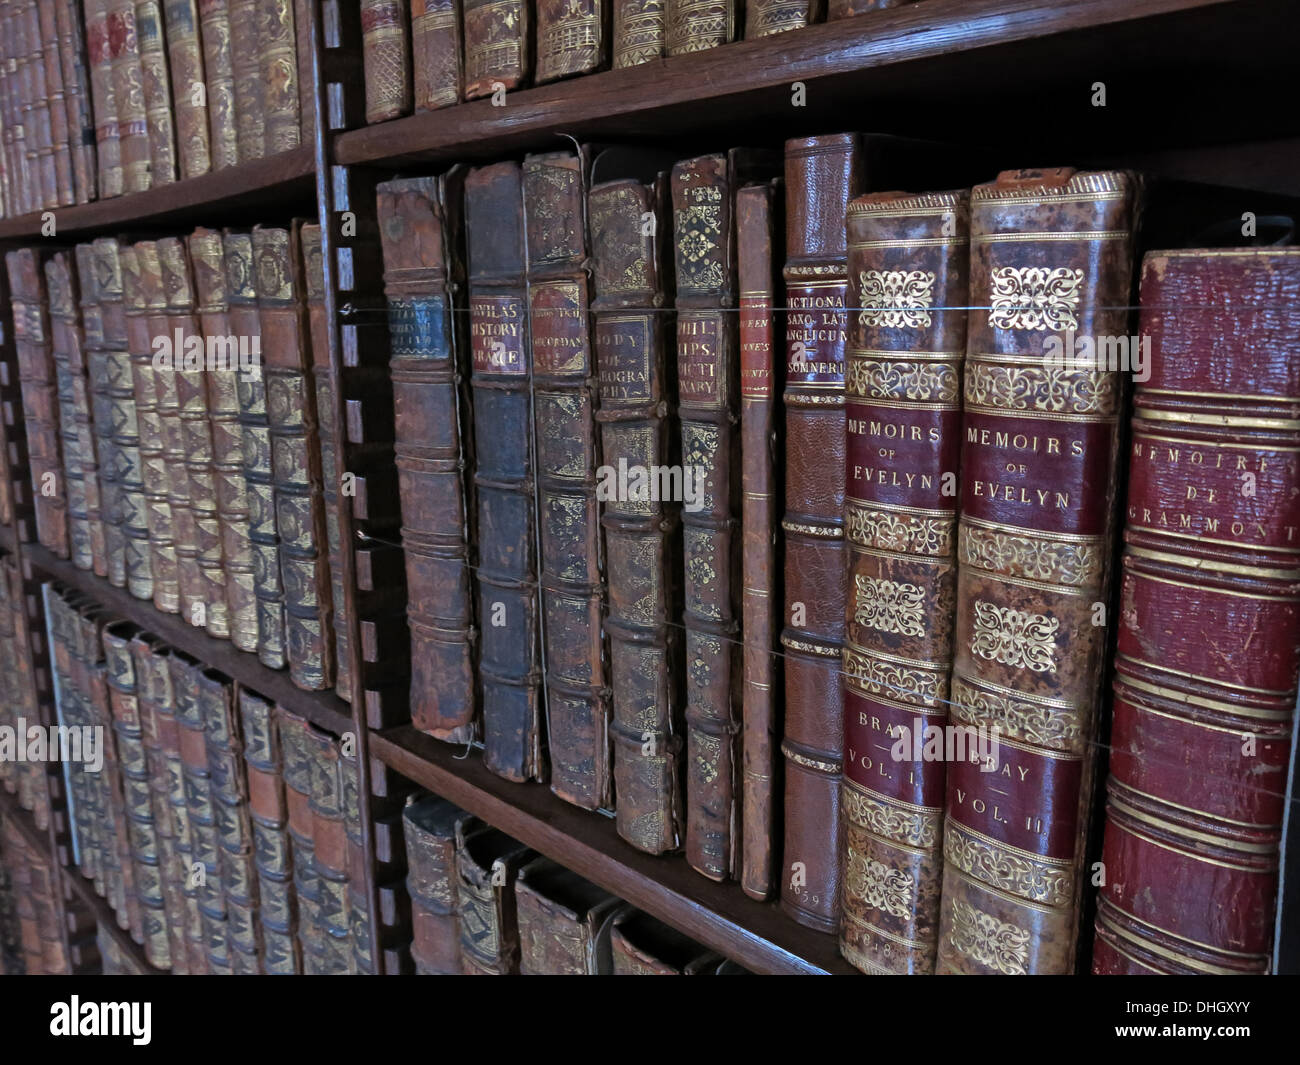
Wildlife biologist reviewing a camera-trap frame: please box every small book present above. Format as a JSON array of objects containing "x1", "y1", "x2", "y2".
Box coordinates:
[
  {"x1": 361, "y1": 0, "x2": 413, "y2": 123},
  {"x1": 515, "y1": 858, "x2": 623, "y2": 974}
]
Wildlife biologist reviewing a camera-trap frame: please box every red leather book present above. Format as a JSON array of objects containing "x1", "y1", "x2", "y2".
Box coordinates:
[
  {"x1": 361, "y1": 0, "x2": 413, "y2": 123},
  {"x1": 411, "y1": 0, "x2": 462, "y2": 111},
  {"x1": 85, "y1": 0, "x2": 124, "y2": 198},
  {"x1": 535, "y1": 0, "x2": 607, "y2": 83},
  {"x1": 463, "y1": 0, "x2": 530, "y2": 99},
  {"x1": 936, "y1": 168, "x2": 1140, "y2": 975},
  {"x1": 1093, "y1": 247, "x2": 1300, "y2": 975},
  {"x1": 779, "y1": 133, "x2": 862, "y2": 930}
]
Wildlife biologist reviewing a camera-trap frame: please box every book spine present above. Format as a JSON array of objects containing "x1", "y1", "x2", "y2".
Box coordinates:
[
  {"x1": 1093, "y1": 247, "x2": 1300, "y2": 976},
  {"x1": 107, "y1": 0, "x2": 152, "y2": 192},
  {"x1": 780, "y1": 132, "x2": 861, "y2": 930},
  {"x1": 197, "y1": 0, "x2": 238, "y2": 169},
  {"x1": 525, "y1": 149, "x2": 611, "y2": 811},
  {"x1": 536, "y1": 0, "x2": 605, "y2": 84},
  {"x1": 515, "y1": 860, "x2": 619, "y2": 974},
  {"x1": 411, "y1": 0, "x2": 461, "y2": 112},
  {"x1": 19, "y1": 0, "x2": 59, "y2": 209},
  {"x1": 611, "y1": 0, "x2": 664, "y2": 67},
  {"x1": 665, "y1": 0, "x2": 734, "y2": 54},
  {"x1": 58, "y1": 0, "x2": 98, "y2": 202},
  {"x1": 591, "y1": 175, "x2": 683, "y2": 856},
  {"x1": 340, "y1": 746, "x2": 380, "y2": 974},
  {"x1": 254, "y1": 224, "x2": 336, "y2": 691},
  {"x1": 745, "y1": 0, "x2": 821, "y2": 37},
  {"x1": 294, "y1": 0, "x2": 314, "y2": 146},
  {"x1": 228, "y1": 0, "x2": 265, "y2": 161},
  {"x1": 827, "y1": 0, "x2": 913, "y2": 18},
  {"x1": 85, "y1": 0, "x2": 124, "y2": 198},
  {"x1": 736, "y1": 180, "x2": 781, "y2": 900},
  {"x1": 0, "y1": 11, "x2": 18, "y2": 216},
  {"x1": 305, "y1": 728, "x2": 353, "y2": 973},
  {"x1": 936, "y1": 167, "x2": 1139, "y2": 975},
  {"x1": 10, "y1": 1, "x2": 36, "y2": 215},
  {"x1": 402, "y1": 795, "x2": 466, "y2": 974},
  {"x1": 35, "y1": 0, "x2": 76, "y2": 206},
  {"x1": 135, "y1": 1, "x2": 176, "y2": 185},
  {"x1": 839, "y1": 189, "x2": 968, "y2": 975},
  {"x1": 224, "y1": 230, "x2": 287, "y2": 670},
  {"x1": 465, "y1": 161, "x2": 544, "y2": 782},
  {"x1": 673, "y1": 153, "x2": 748, "y2": 876},
  {"x1": 162, "y1": 0, "x2": 211, "y2": 179},
  {"x1": 377, "y1": 176, "x2": 478, "y2": 741},
  {"x1": 454, "y1": 819, "x2": 533, "y2": 974},
  {"x1": 275, "y1": 707, "x2": 321, "y2": 970},
  {"x1": 361, "y1": 0, "x2": 412, "y2": 123},
  {"x1": 258, "y1": 0, "x2": 300, "y2": 153},
  {"x1": 462, "y1": 0, "x2": 529, "y2": 99}
]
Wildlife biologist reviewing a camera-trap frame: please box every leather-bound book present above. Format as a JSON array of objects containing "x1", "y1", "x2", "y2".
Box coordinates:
[
  {"x1": 516, "y1": 858, "x2": 622, "y2": 973},
  {"x1": 191, "y1": 228, "x2": 259, "y2": 653},
  {"x1": 293, "y1": 0, "x2": 314, "y2": 147},
  {"x1": 736, "y1": 180, "x2": 782, "y2": 901},
  {"x1": 7, "y1": 248, "x2": 69, "y2": 557},
  {"x1": 411, "y1": 0, "x2": 461, "y2": 111},
  {"x1": 197, "y1": 0, "x2": 238, "y2": 169},
  {"x1": 665, "y1": 0, "x2": 734, "y2": 54},
  {"x1": 745, "y1": 0, "x2": 821, "y2": 36},
  {"x1": 612, "y1": 0, "x2": 665, "y2": 67},
  {"x1": 254, "y1": 224, "x2": 335, "y2": 691},
  {"x1": 85, "y1": 0, "x2": 124, "y2": 197},
  {"x1": 305, "y1": 727, "x2": 352, "y2": 973},
  {"x1": 276, "y1": 707, "x2": 321, "y2": 968},
  {"x1": 779, "y1": 132, "x2": 862, "y2": 930},
  {"x1": 839, "y1": 189, "x2": 968, "y2": 975},
  {"x1": 462, "y1": 0, "x2": 529, "y2": 99},
  {"x1": 19, "y1": 1, "x2": 60, "y2": 210},
  {"x1": 454, "y1": 817, "x2": 534, "y2": 974},
  {"x1": 362, "y1": 0, "x2": 412, "y2": 123},
  {"x1": 937, "y1": 168, "x2": 1140, "y2": 975},
  {"x1": 1093, "y1": 247, "x2": 1300, "y2": 976},
  {"x1": 466, "y1": 162, "x2": 544, "y2": 781},
  {"x1": 107, "y1": 0, "x2": 152, "y2": 192},
  {"x1": 377, "y1": 175, "x2": 477, "y2": 741},
  {"x1": 161, "y1": 0, "x2": 212, "y2": 179},
  {"x1": 228, "y1": 0, "x2": 265, "y2": 160},
  {"x1": 34, "y1": 1, "x2": 75, "y2": 206},
  {"x1": 526, "y1": 148, "x2": 611, "y2": 810},
  {"x1": 591, "y1": 172, "x2": 683, "y2": 855},
  {"x1": 536, "y1": 0, "x2": 606, "y2": 83},
  {"x1": 135, "y1": 0, "x2": 177, "y2": 184},
  {"x1": 225, "y1": 230, "x2": 287, "y2": 670},
  {"x1": 609, "y1": 908, "x2": 722, "y2": 973},
  {"x1": 828, "y1": 0, "x2": 913, "y2": 18},
  {"x1": 403, "y1": 794, "x2": 468, "y2": 974},
  {"x1": 341, "y1": 748, "x2": 387, "y2": 975},
  {"x1": 56, "y1": 0, "x2": 98, "y2": 201},
  {"x1": 258, "y1": 0, "x2": 300, "y2": 153}
]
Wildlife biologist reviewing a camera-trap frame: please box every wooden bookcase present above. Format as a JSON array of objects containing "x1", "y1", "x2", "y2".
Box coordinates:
[{"x1": 0, "y1": 0, "x2": 1296, "y2": 975}]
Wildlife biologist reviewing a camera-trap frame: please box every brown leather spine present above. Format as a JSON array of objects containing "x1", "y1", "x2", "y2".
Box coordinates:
[
  {"x1": 411, "y1": 0, "x2": 462, "y2": 111},
  {"x1": 228, "y1": 0, "x2": 265, "y2": 160},
  {"x1": 665, "y1": 0, "x2": 735, "y2": 54},
  {"x1": 85, "y1": 0, "x2": 123, "y2": 198},
  {"x1": 536, "y1": 0, "x2": 607, "y2": 83},
  {"x1": 591, "y1": 173, "x2": 684, "y2": 855},
  {"x1": 828, "y1": 0, "x2": 913, "y2": 17},
  {"x1": 610, "y1": 908, "x2": 721, "y2": 973},
  {"x1": 454, "y1": 818, "x2": 534, "y2": 974},
  {"x1": 305, "y1": 726, "x2": 351, "y2": 972},
  {"x1": 462, "y1": 0, "x2": 530, "y2": 99},
  {"x1": 56, "y1": 0, "x2": 98, "y2": 202},
  {"x1": 162, "y1": 0, "x2": 212, "y2": 179},
  {"x1": 403, "y1": 794, "x2": 467, "y2": 974},
  {"x1": 362, "y1": 0, "x2": 413, "y2": 123},
  {"x1": 736, "y1": 180, "x2": 782, "y2": 900},
  {"x1": 19, "y1": 0, "x2": 59, "y2": 210},
  {"x1": 294, "y1": 0, "x2": 314, "y2": 147},
  {"x1": 466, "y1": 161, "x2": 545, "y2": 782},
  {"x1": 135, "y1": 0, "x2": 177, "y2": 184},
  {"x1": 259, "y1": 0, "x2": 301, "y2": 153},
  {"x1": 515, "y1": 858, "x2": 621, "y2": 973},
  {"x1": 197, "y1": 0, "x2": 238, "y2": 169},
  {"x1": 936, "y1": 168, "x2": 1140, "y2": 975},
  {"x1": 779, "y1": 132, "x2": 861, "y2": 930},
  {"x1": 35, "y1": 0, "x2": 76, "y2": 206},
  {"x1": 377, "y1": 175, "x2": 478, "y2": 742},
  {"x1": 275, "y1": 706, "x2": 320, "y2": 969},
  {"x1": 108, "y1": 0, "x2": 152, "y2": 192},
  {"x1": 526, "y1": 148, "x2": 611, "y2": 811},
  {"x1": 840, "y1": 189, "x2": 969, "y2": 974},
  {"x1": 612, "y1": 0, "x2": 665, "y2": 67},
  {"x1": 745, "y1": 0, "x2": 822, "y2": 36}
]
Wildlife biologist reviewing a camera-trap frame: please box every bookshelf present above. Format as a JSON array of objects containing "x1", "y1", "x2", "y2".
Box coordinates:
[{"x1": 0, "y1": 0, "x2": 1296, "y2": 977}]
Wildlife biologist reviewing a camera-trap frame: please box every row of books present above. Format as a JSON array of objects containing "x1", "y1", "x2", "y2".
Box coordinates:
[
  {"x1": 44, "y1": 580, "x2": 385, "y2": 974},
  {"x1": 358, "y1": 0, "x2": 920, "y2": 121},
  {"x1": 375, "y1": 138, "x2": 1299, "y2": 975},
  {"x1": 0, "y1": 812, "x2": 70, "y2": 974},
  {"x1": 5, "y1": 226, "x2": 355, "y2": 698},
  {"x1": 0, "y1": 555, "x2": 51, "y2": 830},
  {"x1": 0, "y1": 0, "x2": 315, "y2": 219}
]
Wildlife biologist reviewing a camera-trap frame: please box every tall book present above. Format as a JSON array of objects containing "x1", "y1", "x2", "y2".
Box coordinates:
[
  {"x1": 936, "y1": 168, "x2": 1140, "y2": 975},
  {"x1": 107, "y1": 0, "x2": 152, "y2": 192},
  {"x1": 591, "y1": 172, "x2": 683, "y2": 855},
  {"x1": 612, "y1": 0, "x2": 665, "y2": 67},
  {"x1": 258, "y1": 0, "x2": 300, "y2": 153},
  {"x1": 84, "y1": 0, "x2": 123, "y2": 198},
  {"x1": 838, "y1": 188, "x2": 968, "y2": 974},
  {"x1": 736, "y1": 180, "x2": 782, "y2": 900},
  {"x1": 376, "y1": 175, "x2": 477, "y2": 742},
  {"x1": 197, "y1": 0, "x2": 238, "y2": 169},
  {"x1": 462, "y1": 0, "x2": 530, "y2": 99},
  {"x1": 361, "y1": 0, "x2": 412, "y2": 124},
  {"x1": 411, "y1": 0, "x2": 461, "y2": 111},
  {"x1": 465, "y1": 161, "x2": 544, "y2": 782},
  {"x1": 525, "y1": 148, "x2": 611, "y2": 811},
  {"x1": 403, "y1": 794, "x2": 467, "y2": 974},
  {"x1": 1093, "y1": 247, "x2": 1300, "y2": 975},
  {"x1": 228, "y1": 0, "x2": 265, "y2": 160},
  {"x1": 34, "y1": 0, "x2": 76, "y2": 206},
  {"x1": 162, "y1": 0, "x2": 212, "y2": 179},
  {"x1": 275, "y1": 707, "x2": 320, "y2": 969},
  {"x1": 135, "y1": 0, "x2": 177, "y2": 184},
  {"x1": 305, "y1": 726, "x2": 352, "y2": 973},
  {"x1": 55, "y1": 0, "x2": 98, "y2": 201},
  {"x1": 535, "y1": 0, "x2": 606, "y2": 83},
  {"x1": 20, "y1": 0, "x2": 60, "y2": 209},
  {"x1": 665, "y1": 0, "x2": 735, "y2": 54}
]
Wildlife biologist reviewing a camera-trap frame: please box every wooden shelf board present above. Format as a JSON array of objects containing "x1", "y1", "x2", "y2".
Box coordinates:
[
  {"x1": 371, "y1": 724, "x2": 857, "y2": 975},
  {"x1": 22, "y1": 543, "x2": 352, "y2": 738},
  {"x1": 0, "y1": 147, "x2": 317, "y2": 241}
]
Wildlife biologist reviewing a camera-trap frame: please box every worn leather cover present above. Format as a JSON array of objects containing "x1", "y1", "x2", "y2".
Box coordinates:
[
  {"x1": 255, "y1": 224, "x2": 336, "y2": 691},
  {"x1": 340, "y1": 747, "x2": 383, "y2": 975},
  {"x1": 56, "y1": 0, "x2": 98, "y2": 202},
  {"x1": 403, "y1": 794, "x2": 468, "y2": 974},
  {"x1": 362, "y1": 0, "x2": 412, "y2": 123},
  {"x1": 746, "y1": 0, "x2": 821, "y2": 36},
  {"x1": 85, "y1": 0, "x2": 122, "y2": 197},
  {"x1": 466, "y1": 162, "x2": 545, "y2": 782},
  {"x1": 411, "y1": 0, "x2": 462, "y2": 111},
  {"x1": 304, "y1": 725, "x2": 352, "y2": 972},
  {"x1": 196, "y1": 0, "x2": 238, "y2": 169},
  {"x1": 275, "y1": 707, "x2": 321, "y2": 969},
  {"x1": 161, "y1": 0, "x2": 212, "y2": 178},
  {"x1": 827, "y1": 0, "x2": 912, "y2": 17},
  {"x1": 610, "y1": 907, "x2": 722, "y2": 973},
  {"x1": 20, "y1": 0, "x2": 60, "y2": 210},
  {"x1": 228, "y1": 0, "x2": 265, "y2": 160},
  {"x1": 454, "y1": 817, "x2": 534, "y2": 974},
  {"x1": 591, "y1": 173, "x2": 684, "y2": 854},
  {"x1": 665, "y1": 0, "x2": 735, "y2": 54},
  {"x1": 526, "y1": 148, "x2": 611, "y2": 810},
  {"x1": 612, "y1": 0, "x2": 664, "y2": 67},
  {"x1": 839, "y1": 188, "x2": 968, "y2": 974},
  {"x1": 736, "y1": 180, "x2": 782, "y2": 900},
  {"x1": 107, "y1": 0, "x2": 152, "y2": 192},
  {"x1": 536, "y1": 0, "x2": 606, "y2": 83},
  {"x1": 377, "y1": 175, "x2": 478, "y2": 742},
  {"x1": 259, "y1": 0, "x2": 301, "y2": 152},
  {"x1": 463, "y1": 0, "x2": 530, "y2": 99},
  {"x1": 34, "y1": 0, "x2": 76, "y2": 206},
  {"x1": 516, "y1": 858, "x2": 622, "y2": 973},
  {"x1": 1093, "y1": 247, "x2": 1300, "y2": 976},
  {"x1": 779, "y1": 133, "x2": 861, "y2": 929},
  {"x1": 936, "y1": 168, "x2": 1140, "y2": 975},
  {"x1": 191, "y1": 228, "x2": 259, "y2": 652},
  {"x1": 135, "y1": 0, "x2": 177, "y2": 184}
]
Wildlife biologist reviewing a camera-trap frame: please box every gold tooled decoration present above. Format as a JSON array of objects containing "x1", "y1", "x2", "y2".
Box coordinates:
[
  {"x1": 944, "y1": 822, "x2": 1073, "y2": 907},
  {"x1": 847, "y1": 502, "x2": 953, "y2": 556},
  {"x1": 965, "y1": 359, "x2": 1118, "y2": 416},
  {"x1": 959, "y1": 520, "x2": 1103, "y2": 587},
  {"x1": 970, "y1": 600, "x2": 1059, "y2": 673},
  {"x1": 986, "y1": 265, "x2": 1083, "y2": 332},
  {"x1": 947, "y1": 896, "x2": 1030, "y2": 975},
  {"x1": 854, "y1": 575, "x2": 926, "y2": 637},
  {"x1": 857, "y1": 269, "x2": 936, "y2": 329},
  {"x1": 950, "y1": 675, "x2": 1080, "y2": 751},
  {"x1": 844, "y1": 848, "x2": 914, "y2": 920},
  {"x1": 842, "y1": 784, "x2": 940, "y2": 849},
  {"x1": 847, "y1": 358, "x2": 959, "y2": 403},
  {"x1": 842, "y1": 646, "x2": 946, "y2": 708}
]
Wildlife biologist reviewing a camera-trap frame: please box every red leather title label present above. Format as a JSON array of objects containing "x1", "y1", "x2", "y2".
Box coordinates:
[
  {"x1": 848, "y1": 402, "x2": 961, "y2": 511},
  {"x1": 470, "y1": 294, "x2": 527, "y2": 375},
  {"x1": 677, "y1": 310, "x2": 726, "y2": 408},
  {"x1": 947, "y1": 745, "x2": 1082, "y2": 858},
  {"x1": 843, "y1": 688, "x2": 946, "y2": 809},
  {"x1": 786, "y1": 280, "x2": 847, "y2": 386},
  {"x1": 529, "y1": 278, "x2": 590, "y2": 376},
  {"x1": 739, "y1": 295, "x2": 773, "y2": 400}
]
